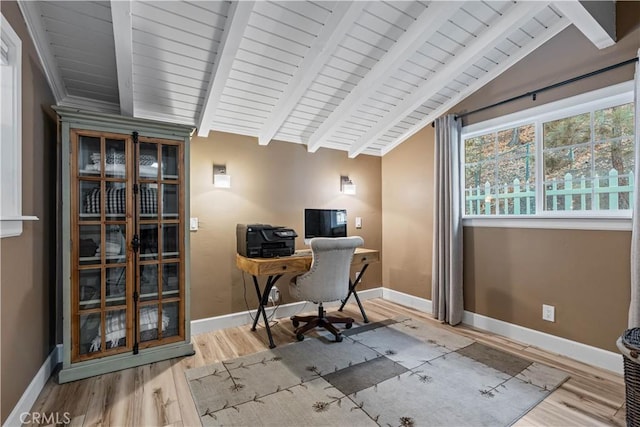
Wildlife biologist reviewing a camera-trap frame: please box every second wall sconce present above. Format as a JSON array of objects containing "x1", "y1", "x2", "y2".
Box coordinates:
[
  {"x1": 340, "y1": 175, "x2": 356, "y2": 195},
  {"x1": 213, "y1": 164, "x2": 231, "y2": 188}
]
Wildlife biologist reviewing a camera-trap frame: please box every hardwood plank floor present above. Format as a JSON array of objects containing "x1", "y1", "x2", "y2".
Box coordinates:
[{"x1": 27, "y1": 298, "x2": 626, "y2": 426}]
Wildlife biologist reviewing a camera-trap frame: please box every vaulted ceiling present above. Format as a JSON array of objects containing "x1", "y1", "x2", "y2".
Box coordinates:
[{"x1": 19, "y1": 1, "x2": 614, "y2": 157}]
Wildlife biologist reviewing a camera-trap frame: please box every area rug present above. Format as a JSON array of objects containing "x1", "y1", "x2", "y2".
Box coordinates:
[{"x1": 186, "y1": 317, "x2": 569, "y2": 426}]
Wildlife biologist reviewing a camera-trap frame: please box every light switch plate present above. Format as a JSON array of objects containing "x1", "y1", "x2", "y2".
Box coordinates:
[
  {"x1": 190, "y1": 217, "x2": 198, "y2": 231},
  {"x1": 355, "y1": 217, "x2": 362, "y2": 229}
]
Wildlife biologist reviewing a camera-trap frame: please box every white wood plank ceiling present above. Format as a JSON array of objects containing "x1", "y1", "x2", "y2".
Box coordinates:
[{"x1": 19, "y1": 1, "x2": 614, "y2": 157}]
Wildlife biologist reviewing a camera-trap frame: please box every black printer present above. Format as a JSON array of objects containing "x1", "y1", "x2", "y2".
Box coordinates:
[{"x1": 236, "y1": 224, "x2": 297, "y2": 258}]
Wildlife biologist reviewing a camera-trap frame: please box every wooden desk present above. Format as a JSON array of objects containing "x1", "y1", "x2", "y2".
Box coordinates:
[{"x1": 236, "y1": 248, "x2": 379, "y2": 348}]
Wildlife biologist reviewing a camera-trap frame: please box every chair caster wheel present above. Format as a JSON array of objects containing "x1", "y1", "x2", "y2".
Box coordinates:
[
  {"x1": 335, "y1": 334, "x2": 343, "y2": 342},
  {"x1": 292, "y1": 320, "x2": 300, "y2": 327},
  {"x1": 296, "y1": 333, "x2": 305, "y2": 341},
  {"x1": 345, "y1": 322, "x2": 353, "y2": 329}
]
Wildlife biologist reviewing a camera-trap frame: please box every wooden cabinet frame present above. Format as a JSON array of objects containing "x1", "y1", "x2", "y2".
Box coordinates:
[{"x1": 55, "y1": 107, "x2": 194, "y2": 383}]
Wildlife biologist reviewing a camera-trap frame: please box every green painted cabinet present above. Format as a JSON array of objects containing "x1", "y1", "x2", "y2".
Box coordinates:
[{"x1": 54, "y1": 107, "x2": 194, "y2": 383}]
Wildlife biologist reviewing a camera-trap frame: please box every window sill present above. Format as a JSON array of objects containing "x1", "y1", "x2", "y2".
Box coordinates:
[
  {"x1": 462, "y1": 216, "x2": 631, "y2": 231},
  {"x1": 1, "y1": 215, "x2": 39, "y2": 238}
]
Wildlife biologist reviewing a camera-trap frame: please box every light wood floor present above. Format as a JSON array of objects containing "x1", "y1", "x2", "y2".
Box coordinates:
[{"x1": 27, "y1": 298, "x2": 626, "y2": 426}]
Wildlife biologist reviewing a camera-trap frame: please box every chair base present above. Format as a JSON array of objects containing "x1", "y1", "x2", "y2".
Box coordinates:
[{"x1": 290, "y1": 303, "x2": 354, "y2": 342}]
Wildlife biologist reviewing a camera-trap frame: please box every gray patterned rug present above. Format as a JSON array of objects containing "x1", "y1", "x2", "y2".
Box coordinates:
[{"x1": 186, "y1": 317, "x2": 569, "y2": 426}]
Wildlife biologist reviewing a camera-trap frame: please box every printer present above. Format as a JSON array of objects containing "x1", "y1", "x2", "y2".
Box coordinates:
[{"x1": 236, "y1": 224, "x2": 297, "y2": 258}]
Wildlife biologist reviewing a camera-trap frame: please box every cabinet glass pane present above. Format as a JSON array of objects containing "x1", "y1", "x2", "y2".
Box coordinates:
[
  {"x1": 163, "y1": 302, "x2": 179, "y2": 338},
  {"x1": 78, "y1": 136, "x2": 101, "y2": 177},
  {"x1": 162, "y1": 145, "x2": 178, "y2": 180},
  {"x1": 140, "y1": 264, "x2": 158, "y2": 301},
  {"x1": 140, "y1": 224, "x2": 158, "y2": 260},
  {"x1": 139, "y1": 305, "x2": 160, "y2": 342},
  {"x1": 139, "y1": 183, "x2": 158, "y2": 219},
  {"x1": 106, "y1": 267, "x2": 126, "y2": 306},
  {"x1": 105, "y1": 182, "x2": 126, "y2": 220},
  {"x1": 105, "y1": 138, "x2": 126, "y2": 178},
  {"x1": 163, "y1": 224, "x2": 179, "y2": 258},
  {"x1": 79, "y1": 225, "x2": 100, "y2": 264},
  {"x1": 139, "y1": 143, "x2": 159, "y2": 179},
  {"x1": 105, "y1": 224, "x2": 127, "y2": 263},
  {"x1": 162, "y1": 263, "x2": 179, "y2": 297},
  {"x1": 80, "y1": 180, "x2": 101, "y2": 219},
  {"x1": 105, "y1": 309, "x2": 127, "y2": 349},
  {"x1": 79, "y1": 312, "x2": 101, "y2": 355},
  {"x1": 162, "y1": 184, "x2": 179, "y2": 218},
  {"x1": 78, "y1": 269, "x2": 101, "y2": 310}
]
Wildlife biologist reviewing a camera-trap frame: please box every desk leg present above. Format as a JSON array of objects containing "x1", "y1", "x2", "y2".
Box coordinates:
[
  {"x1": 339, "y1": 263, "x2": 370, "y2": 323},
  {"x1": 250, "y1": 274, "x2": 281, "y2": 349}
]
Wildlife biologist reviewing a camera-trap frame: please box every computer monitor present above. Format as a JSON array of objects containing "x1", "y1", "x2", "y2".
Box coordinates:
[{"x1": 304, "y1": 209, "x2": 347, "y2": 244}]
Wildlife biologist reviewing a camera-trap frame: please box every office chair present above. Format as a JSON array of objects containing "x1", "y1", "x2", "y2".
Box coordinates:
[{"x1": 289, "y1": 236, "x2": 364, "y2": 342}]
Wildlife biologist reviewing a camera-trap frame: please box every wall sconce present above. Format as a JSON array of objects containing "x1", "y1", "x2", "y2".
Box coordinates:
[
  {"x1": 213, "y1": 164, "x2": 231, "y2": 188},
  {"x1": 340, "y1": 175, "x2": 356, "y2": 195}
]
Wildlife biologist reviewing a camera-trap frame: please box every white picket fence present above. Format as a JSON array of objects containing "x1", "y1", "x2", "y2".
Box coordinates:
[{"x1": 466, "y1": 169, "x2": 634, "y2": 215}]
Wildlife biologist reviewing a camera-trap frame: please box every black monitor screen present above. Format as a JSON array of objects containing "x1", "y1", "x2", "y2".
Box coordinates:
[{"x1": 304, "y1": 209, "x2": 347, "y2": 239}]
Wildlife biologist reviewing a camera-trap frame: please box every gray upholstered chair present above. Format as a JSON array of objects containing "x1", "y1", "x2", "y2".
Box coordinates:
[{"x1": 289, "y1": 236, "x2": 364, "y2": 342}]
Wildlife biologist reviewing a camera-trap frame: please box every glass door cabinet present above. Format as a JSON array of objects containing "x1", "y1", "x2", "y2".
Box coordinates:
[{"x1": 56, "y1": 107, "x2": 194, "y2": 383}]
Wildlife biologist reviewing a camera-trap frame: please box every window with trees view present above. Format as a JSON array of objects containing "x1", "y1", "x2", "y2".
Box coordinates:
[{"x1": 461, "y1": 83, "x2": 635, "y2": 218}]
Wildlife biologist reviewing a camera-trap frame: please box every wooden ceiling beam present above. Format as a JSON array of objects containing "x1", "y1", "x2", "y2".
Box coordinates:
[
  {"x1": 305, "y1": 2, "x2": 458, "y2": 153},
  {"x1": 196, "y1": 1, "x2": 255, "y2": 137},
  {"x1": 552, "y1": 1, "x2": 615, "y2": 49},
  {"x1": 348, "y1": 2, "x2": 550, "y2": 158},
  {"x1": 17, "y1": 1, "x2": 67, "y2": 104},
  {"x1": 110, "y1": 0, "x2": 134, "y2": 116},
  {"x1": 381, "y1": 17, "x2": 571, "y2": 156},
  {"x1": 257, "y1": 1, "x2": 366, "y2": 146}
]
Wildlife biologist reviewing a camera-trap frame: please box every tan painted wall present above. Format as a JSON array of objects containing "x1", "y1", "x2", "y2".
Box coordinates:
[
  {"x1": 381, "y1": 7, "x2": 640, "y2": 353},
  {"x1": 381, "y1": 127, "x2": 434, "y2": 299},
  {"x1": 0, "y1": 2, "x2": 57, "y2": 423},
  {"x1": 189, "y1": 132, "x2": 382, "y2": 320},
  {"x1": 464, "y1": 227, "x2": 630, "y2": 352}
]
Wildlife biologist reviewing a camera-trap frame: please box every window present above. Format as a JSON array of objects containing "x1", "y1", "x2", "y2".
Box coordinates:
[
  {"x1": 461, "y1": 82, "x2": 635, "y2": 225},
  {"x1": 0, "y1": 14, "x2": 36, "y2": 237}
]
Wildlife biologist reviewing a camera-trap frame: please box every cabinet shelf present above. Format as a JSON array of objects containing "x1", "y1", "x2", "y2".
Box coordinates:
[
  {"x1": 79, "y1": 213, "x2": 179, "y2": 219},
  {"x1": 79, "y1": 169, "x2": 178, "y2": 180}
]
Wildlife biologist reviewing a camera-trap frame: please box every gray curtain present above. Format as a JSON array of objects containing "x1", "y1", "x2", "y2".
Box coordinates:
[
  {"x1": 432, "y1": 114, "x2": 463, "y2": 325},
  {"x1": 629, "y1": 51, "x2": 640, "y2": 328}
]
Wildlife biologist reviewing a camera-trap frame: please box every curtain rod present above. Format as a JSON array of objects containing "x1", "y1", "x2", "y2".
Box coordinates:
[{"x1": 453, "y1": 57, "x2": 639, "y2": 122}]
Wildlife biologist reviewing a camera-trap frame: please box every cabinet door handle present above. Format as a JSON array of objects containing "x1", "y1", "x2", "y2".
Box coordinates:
[{"x1": 282, "y1": 266, "x2": 287, "y2": 270}]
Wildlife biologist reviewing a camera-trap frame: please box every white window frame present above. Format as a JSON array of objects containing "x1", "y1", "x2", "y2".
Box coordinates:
[
  {"x1": 1, "y1": 14, "x2": 37, "y2": 238},
  {"x1": 461, "y1": 80, "x2": 635, "y2": 231}
]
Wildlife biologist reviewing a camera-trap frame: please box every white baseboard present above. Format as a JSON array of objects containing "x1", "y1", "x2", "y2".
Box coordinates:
[
  {"x1": 191, "y1": 287, "x2": 383, "y2": 336},
  {"x1": 3, "y1": 344, "x2": 62, "y2": 427},
  {"x1": 381, "y1": 289, "x2": 622, "y2": 374},
  {"x1": 462, "y1": 310, "x2": 623, "y2": 374},
  {"x1": 382, "y1": 288, "x2": 433, "y2": 313}
]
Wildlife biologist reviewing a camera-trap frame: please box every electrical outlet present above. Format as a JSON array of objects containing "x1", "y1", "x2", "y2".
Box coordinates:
[
  {"x1": 354, "y1": 271, "x2": 361, "y2": 281},
  {"x1": 269, "y1": 286, "x2": 280, "y2": 304},
  {"x1": 542, "y1": 304, "x2": 555, "y2": 322}
]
